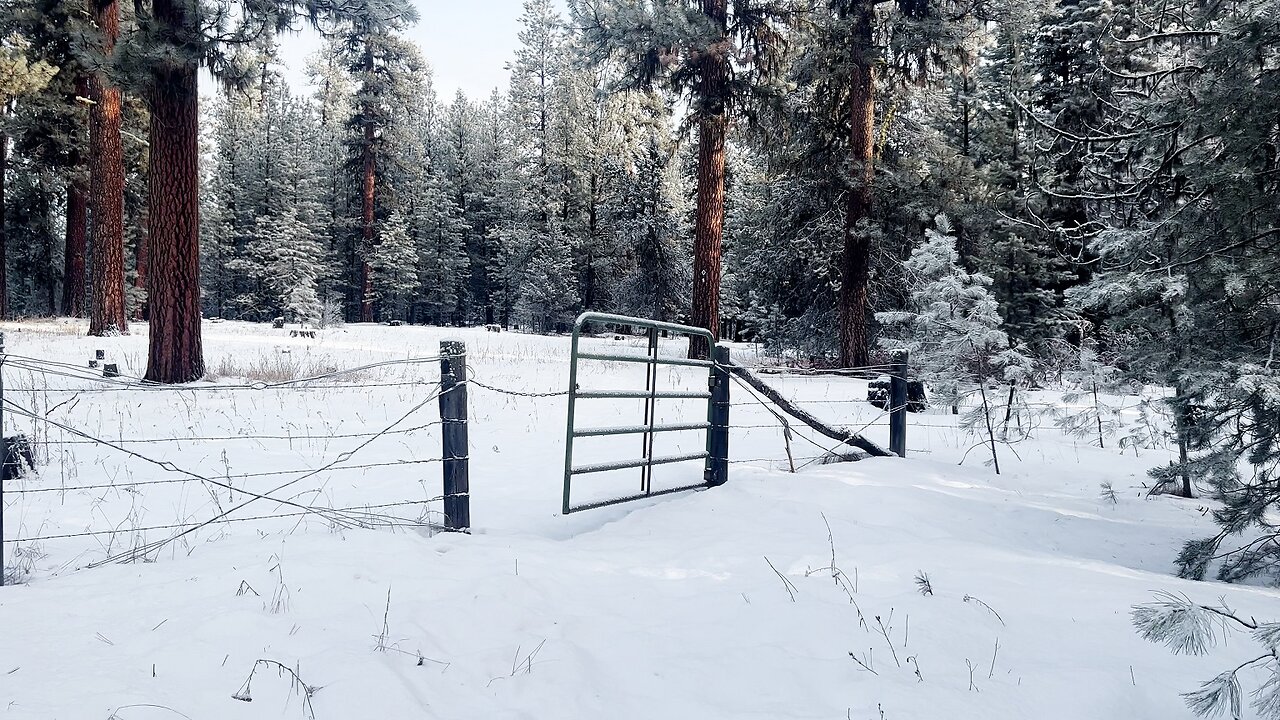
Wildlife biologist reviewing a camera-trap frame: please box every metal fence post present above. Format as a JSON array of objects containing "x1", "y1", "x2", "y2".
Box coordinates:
[
  {"x1": 439, "y1": 340, "x2": 470, "y2": 531},
  {"x1": 889, "y1": 349, "x2": 908, "y2": 458},
  {"x1": 705, "y1": 345, "x2": 730, "y2": 487}
]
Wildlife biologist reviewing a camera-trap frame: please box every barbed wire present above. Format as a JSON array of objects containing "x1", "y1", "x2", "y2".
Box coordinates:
[
  {"x1": 0, "y1": 380, "x2": 460, "y2": 566},
  {"x1": 2, "y1": 354, "x2": 455, "y2": 392},
  {"x1": 1, "y1": 457, "x2": 448, "y2": 494},
  {"x1": 90, "y1": 382, "x2": 460, "y2": 567},
  {"x1": 20, "y1": 421, "x2": 446, "y2": 446},
  {"x1": 3, "y1": 497, "x2": 459, "y2": 545}
]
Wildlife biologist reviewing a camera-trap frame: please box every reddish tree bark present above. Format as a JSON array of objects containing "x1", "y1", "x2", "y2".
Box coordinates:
[
  {"x1": 143, "y1": 0, "x2": 203, "y2": 383},
  {"x1": 0, "y1": 129, "x2": 7, "y2": 319},
  {"x1": 88, "y1": 0, "x2": 128, "y2": 336},
  {"x1": 837, "y1": 6, "x2": 877, "y2": 369},
  {"x1": 359, "y1": 115, "x2": 376, "y2": 323},
  {"x1": 688, "y1": 0, "x2": 730, "y2": 360},
  {"x1": 62, "y1": 77, "x2": 90, "y2": 317}
]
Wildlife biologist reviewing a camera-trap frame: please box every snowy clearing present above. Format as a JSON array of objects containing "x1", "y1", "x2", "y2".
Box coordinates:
[{"x1": 0, "y1": 320, "x2": 1266, "y2": 719}]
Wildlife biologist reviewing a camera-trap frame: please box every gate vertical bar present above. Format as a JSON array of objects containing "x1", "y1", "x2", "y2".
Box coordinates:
[
  {"x1": 641, "y1": 327, "x2": 659, "y2": 494},
  {"x1": 889, "y1": 349, "x2": 908, "y2": 458},
  {"x1": 705, "y1": 345, "x2": 729, "y2": 486},
  {"x1": 562, "y1": 324, "x2": 583, "y2": 515},
  {"x1": 439, "y1": 340, "x2": 470, "y2": 530}
]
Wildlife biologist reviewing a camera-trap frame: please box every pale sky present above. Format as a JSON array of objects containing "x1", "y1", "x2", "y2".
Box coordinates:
[{"x1": 276, "y1": 0, "x2": 569, "y2": 101}]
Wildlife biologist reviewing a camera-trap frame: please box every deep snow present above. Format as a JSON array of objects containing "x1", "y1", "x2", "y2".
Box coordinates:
[{"x1": 0, "y1": 319, "x2": 1269, "y2": 719}]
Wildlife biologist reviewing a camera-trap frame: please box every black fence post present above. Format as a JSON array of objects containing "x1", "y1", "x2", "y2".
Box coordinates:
[
  {"x1": 439, "y1": 340, "x2": 470, "y2": 531},
  {"x1": 889, "y1": 350, "x2": 908, "y2": 458},
  {"x1": 706, "y1": 345, "x2": 730, "y2": 487}
]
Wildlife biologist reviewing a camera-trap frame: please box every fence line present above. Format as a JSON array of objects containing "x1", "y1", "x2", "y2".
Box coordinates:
[
  {"x1": 3, "y1": 354, "x2": 456, "y2": 392},
  {"x1": 0, "y1": 343, "x2": 498, "y2": 580},
  {"x1": 5, "y1": 498, "x2": 456, "y2": 545}
]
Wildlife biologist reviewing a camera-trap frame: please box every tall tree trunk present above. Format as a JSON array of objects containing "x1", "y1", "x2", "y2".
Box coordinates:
[
  {"x1": 61, "y1": 77, "x2": 90, "y2": 317},
  {"x1": 837, "y1": 6, "x2": 877, "y2": 369},
  {"x1": 359, "y1": 116, "x2": 376, "y2": 323},
  {"x1": 144, "y1": 0, "x2": 203, "y2": 383},
  {"x1": 88, "y1": 0, "x2": 128, "y2": 336},
  {"x1": 62, "y1": 180, "x2": 88, "y2": 316},
  {"x1": 0, "y1": 126, "x2": 7, "y2": 319},
  {"x1": 689, "y1": 0, "x2": 729, "y2": 359}
]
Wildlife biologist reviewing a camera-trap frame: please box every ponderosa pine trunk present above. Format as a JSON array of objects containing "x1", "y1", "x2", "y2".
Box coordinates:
[
  {"x1": 143, "y1": 0, "x2": 203, "y2": 383},
  {"x1": 688, "y1": 0, "x2": 729, "y2": 360},
  {"x1": 88, "y1": 0, "x2": 128, "y2": 336},
  {"x1": 359, "y1": 116, "x2": 376, "y2": 323},
  {"x1": 837, "y1": 6, "x2": 877, "y2": 369},
  {"x1": 1, "y1": 128, "x2": 7, "y2": 319},
  {"x1": 62, "y1": 77, "x2": 89, "y2": 317}
]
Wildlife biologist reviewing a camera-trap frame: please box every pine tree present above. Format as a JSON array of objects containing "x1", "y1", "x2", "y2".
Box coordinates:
[
  {"x1": 114, "y1": 0, "x2": 393, "y2": 382},
  {"x1": 1073, "y1": 0, "x2": 1280, "y2": 567},
  {"x1": 331, "y1": 0, "x2": 420, "y2": 322},
  {"x1": 877, "y1": 215, "x2": 1030, "y2": 401},
  {"x1": 791, "y1": 0, "x2": 979, "y2": 367},
  {"x1": 0, "y1": 32, "x2": 56, "y2": 318},
  {"x1": 370, "y1": 209, "x2": 416, "y2": 321},
  {"x1": 263, "y1": 207, "x2": 324, "y2": 324},
  {"x1": 86, "y1": 0, "x2": 129, "y2": 335},
  {"x1": 573, "y1": 0, "x2": 792, "y2": 357}
]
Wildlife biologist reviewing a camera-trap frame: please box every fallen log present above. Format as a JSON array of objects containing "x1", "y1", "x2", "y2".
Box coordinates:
[{"x1": 727, "y1": 362, "x2": 895, "y2": 458}]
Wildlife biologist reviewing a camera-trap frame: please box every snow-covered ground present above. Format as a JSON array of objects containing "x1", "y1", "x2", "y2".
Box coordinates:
[{"x1": 0, "y1": 319, "x2": 1268, "y2": 719}]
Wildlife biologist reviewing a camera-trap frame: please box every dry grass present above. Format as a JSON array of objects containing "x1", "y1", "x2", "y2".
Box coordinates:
[
  {"x1": 0, "y1": 318, "x2": 94, "y2": 337},
  {"x1": 204, "y1": 353, "x2": 347, "y2": 383}
]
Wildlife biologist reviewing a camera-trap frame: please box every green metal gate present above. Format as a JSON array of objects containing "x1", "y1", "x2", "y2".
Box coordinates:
[{"x1": 563, "y1": 312, "x2": 729, "y2": 514}]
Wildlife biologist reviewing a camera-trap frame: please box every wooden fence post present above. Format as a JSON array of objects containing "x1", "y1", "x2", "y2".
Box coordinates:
[
  {"x1": 439, "y1": 340, "x2": 470, "y2": 530},
  {"x1": 889, "y1": 350, "x2": 908, "y2": 458},
  {"x1": 706, "y1": 345, "x2": 730, "y2": 486}
]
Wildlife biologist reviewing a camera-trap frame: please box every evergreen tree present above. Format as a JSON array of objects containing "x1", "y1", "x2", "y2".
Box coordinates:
[
  {"x1": 573, "y1": 0, "x2": 793, "y2": 357},
  {"x1": 331, "y1": 0, "x2": 419, "y2": 322},
  {"x1": 877, "y1": 215, "x2": 1029, "y2": 402},
  {"x1": 1074, "y1": 0, "x2": 1280, "y2": 565},
  {"x1": 0, "y1": 31, "x2": 56, "y2": 318},
  {"x1": 86, "y1": 0, "x2": 130, "y2": 335},
  {"x1": 370, "y1": 208, "x2": 416, "y2": 321}
]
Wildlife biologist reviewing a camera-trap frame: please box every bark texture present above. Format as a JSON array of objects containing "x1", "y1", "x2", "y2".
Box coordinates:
[
  {"x1": 837, "y1": 6, "x2": 877, "y2": 369},
  {"x1": 88, "y1": 0, "x2": 128, "y2": 336},
  {"x1": 689, "y1": 0, "x2": 729, "y2": 359},
  {"x1": 143, "y1": 0, "x2": 203, "y2": 382},
  {"x1": 1, "y1": 129, "x2": 8, "y2": 319}
]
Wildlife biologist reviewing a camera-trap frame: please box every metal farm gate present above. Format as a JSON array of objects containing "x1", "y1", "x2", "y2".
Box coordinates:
[{"x1": 562, "y1": 313, "x2": 729, "y2": 514}]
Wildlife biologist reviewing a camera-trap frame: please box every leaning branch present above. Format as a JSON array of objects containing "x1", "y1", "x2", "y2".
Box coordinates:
[{"x1": 727, "y1": 362, "x2": 894, "y2": 458}]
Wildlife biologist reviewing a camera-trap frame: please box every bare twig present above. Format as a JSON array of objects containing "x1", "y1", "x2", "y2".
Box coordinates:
[
  {"x1": 765, "y1": 556, "x2": 798, "y2": 602},
  {"x1": 848, "y1": 650, "x2": 879, "y2": 675},
  {"x1": 964, "y1": 595, "x2": 1006, "y2": 626}
]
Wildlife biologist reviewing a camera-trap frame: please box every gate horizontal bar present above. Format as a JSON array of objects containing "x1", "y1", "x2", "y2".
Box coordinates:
[
  {"x1": 576, "y1": 390, "x2": 710, "y2": 400},
  {"x1": 576, "y1": 351, "x2": 713, "y2": 369},
  {"x1": 575, "y1": 312, "x2": 716, "y2": 342},
  {"x1": 571, "y1": 451, "x2": 710, "y2": 476},
  {"x1": 573, "y1": 422, "x2": 710, "y2": 438},
  {"x1": 567, "y1": 482, "x2": 706, "y2": 513}
]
